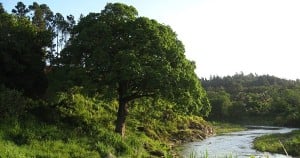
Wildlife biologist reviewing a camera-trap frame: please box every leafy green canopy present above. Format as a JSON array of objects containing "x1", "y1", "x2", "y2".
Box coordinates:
[
  {"x1": 202, "y1": 74, "x2": 300, "y2": 126},
  {"x1": 60, "y1": 3, "x2": 210, "y2": 116},
  {"x1": 0, "y1": 13, "x2": 52, "y2": 97}
]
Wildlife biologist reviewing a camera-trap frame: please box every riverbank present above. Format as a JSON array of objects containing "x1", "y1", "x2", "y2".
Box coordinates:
[
  {"x1": 0, "y1": 114, "x2": 215, "y2": 157},
  {"x1": 180, "y1": 125, "x2": 296, "y2": 158},
  {"x1": 254, "y1": 130, "x2": 300, "y2": 157},
  {"x1": 0, "y1": 85, "x2": 215, "y2": 157},
  {"x1": 210, "y1": 122, "x2": 246, "y2": 135},
  {"x1": 178, "y1": 122, "x2": 246, "y2": 157}
]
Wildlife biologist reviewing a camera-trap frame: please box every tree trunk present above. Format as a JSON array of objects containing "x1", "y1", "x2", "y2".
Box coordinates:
[{"x1": 115, "y1": 98, "x2": 128, "y2": 137}]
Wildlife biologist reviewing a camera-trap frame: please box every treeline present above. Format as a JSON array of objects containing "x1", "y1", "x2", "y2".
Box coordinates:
[
  {"x1": 202, "y1": 73, "x2": 300, "y2": 126},
  {"x1": 0, "y1": 2, "x2": 75, "y2": 98},
  {"x1": 0, "y1": 2, "x2": 211, "y2": 157}
]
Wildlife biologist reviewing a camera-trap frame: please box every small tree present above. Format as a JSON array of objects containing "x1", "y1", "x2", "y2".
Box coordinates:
[{"x1": 60, "y1": 3, "x2": 210, "y2": 136}]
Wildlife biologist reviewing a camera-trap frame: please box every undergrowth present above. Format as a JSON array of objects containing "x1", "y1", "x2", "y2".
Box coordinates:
[
  {"x1": 0, "y1": 86, "x2": 212, "y2": 157},
  {"x1": 254, "y1": 130, "x2": 300, "y2": 156}
]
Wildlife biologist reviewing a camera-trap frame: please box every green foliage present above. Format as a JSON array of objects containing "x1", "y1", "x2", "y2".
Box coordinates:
[
  {"x1": 227, "y1": 101, "x2": 246, "y2": 119},
  {"x1": 211, "y1": 122, "x2": 245, "y2": 135},
  {"x1": 62, "y1": 3, "x2": 209, "y2": 110},
  {"x1": 254, "y1": 130, "x2": 300, "y2": 156},
  {"x1": 128, "y1": 98, "x2": 213, "y2": 144},
  {"x1": 0, "y1": 117, "x2": 100, "y2": 157},
  {"x1": 202, "y1": 73, "x2": 300, "y2": 126},
  {"x1": 0, "y1": 2, "x2": 213, "y2": 157},
  {"x1": 207, "y1": 91, "x2": 232, "y2": 120},
  {"x1": 92, "y1": 129, "x2": 141, "y2": 157},
  {"x1": 59, "y1": 2, "x2": 210, "y2": 136},
  {"x1": 0, "y1": 13, "x2": 51, "y2": 97},
  {"x1": 0, "y1": 139, "x2": 100, "y2": 158},
  {"x1": 12, "y1": 2, "x2": 29, "y2": 17},
  {"x1": 0, "y1": 113, "x2": 150, "y2": 157},
  {"x1": 0, "y1": 85, "x2": 27, "y2": 119},
  {"x1": 0, "y1": 3, "x2": 5, "y2": 14},
  {"x1": 55, "y1": 87, "x2": 117, "y2": 130}
]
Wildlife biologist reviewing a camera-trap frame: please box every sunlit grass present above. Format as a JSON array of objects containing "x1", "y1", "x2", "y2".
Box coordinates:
[
  {"x1": 254, "y1": 130, "x2": 300, "y2": 157},
  {"x1": 210, "y1": 122, "x2": 246, "y2": 135}
]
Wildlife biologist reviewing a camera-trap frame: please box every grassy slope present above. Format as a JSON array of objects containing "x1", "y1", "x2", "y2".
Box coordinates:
[
  {"x1": 0, "y1": 92, "x2": 213, "y2": 157},
  {"x1": 253, "y1": 130, "x2": 300, "y2": 156},
  {"x1": 0, "y1": 116, "x2": 213, "y2": 158},
  {"x1": 0, "y1": 116, "x2": 177, "y2": 157}
]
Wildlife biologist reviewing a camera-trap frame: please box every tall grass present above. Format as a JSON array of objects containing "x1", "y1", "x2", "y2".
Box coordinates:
[
  {"x1": 254, "y1": 130, "x2": 300, "y2": 156},
  {"x1": 0, "y1": 86, "x2": 215, "y2": 157},
  {"x1": 187, "y1": 151, "x2": 240, "y2": 158}
]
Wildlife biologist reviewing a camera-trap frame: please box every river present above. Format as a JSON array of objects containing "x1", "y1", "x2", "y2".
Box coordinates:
[{"x1": 180, "y1": 126, "x2": 298, "y2": 158}]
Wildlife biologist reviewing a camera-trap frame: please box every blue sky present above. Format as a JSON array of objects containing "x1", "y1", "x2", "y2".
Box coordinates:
[
  {"x1": 2, "y1": 0, "x2": 300, "y2": 80},
  {"x1": 1, "y1": 0, "x2": 192, "y2": 22}
]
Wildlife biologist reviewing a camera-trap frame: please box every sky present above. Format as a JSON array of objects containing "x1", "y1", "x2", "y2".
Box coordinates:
[{"x1": 2, "y1": 0, "x2": 300, "y2": 80}]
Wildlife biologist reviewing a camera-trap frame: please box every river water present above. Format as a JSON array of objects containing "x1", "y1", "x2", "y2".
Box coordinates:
[{"x1": 181, "y1": 126, "x2": 298, "y2": 158}]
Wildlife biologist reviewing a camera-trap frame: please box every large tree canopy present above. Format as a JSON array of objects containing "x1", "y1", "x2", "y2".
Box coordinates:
[{"x1": 60, "y1": 3, "x2": 210, "y2": 136}]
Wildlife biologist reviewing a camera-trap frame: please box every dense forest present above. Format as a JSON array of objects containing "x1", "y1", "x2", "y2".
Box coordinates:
[
  {"x1": 0, "y1": 2, "x2": 212, "y2": 157},
  {"x1": 202, "y1": 73, "x2": 300, "y2": 126}
]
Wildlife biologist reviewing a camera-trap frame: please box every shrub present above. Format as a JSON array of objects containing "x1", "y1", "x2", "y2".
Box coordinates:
[
  {"x1": 0, "y1": 85, "x2": 27, "y2": 120},
  {"x1": 55, "y1": 87, "x2": 116, "y2": 132}
]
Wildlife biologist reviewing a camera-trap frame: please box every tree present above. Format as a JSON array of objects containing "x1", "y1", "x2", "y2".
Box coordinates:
[
  {"x1": 27, "y1": 2, "x2": 62, "y2": 66},
  {"x1": 52, "y1": 13, "x2": 75, "y2": 59},
  {"x1": 207, "y1": 91, "x2": 232, "y2": 120},
  {"x1": 0, "y1": 3, "x2": 5, "y2": 14},
  {"x1": 29, "y1": 2, "x2": 54, "y2": 31},
  {"x1": 0, "y1": 13, "x2": 52, "y2": 97},
  {"x1": 12, "y1": 2, "x2": 29, "y2": 17},
  {"x1": 271, "y1": 89, "x2": 300, "y2": 126},
  {"x1": 60, "y1": 3, "x2": 210, "y2": 136},
  {"x1": 53, "y1": 13, "x2": 67, "y2": 56},
  {"x1": 66, "y1": 15, "x2": 75, "y2": 31}
]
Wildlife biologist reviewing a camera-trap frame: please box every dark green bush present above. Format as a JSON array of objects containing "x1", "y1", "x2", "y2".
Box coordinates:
[
  {"x1": 0, "y1": 85, "x2": 27, "y2": 120},
  {"x1": 8, "y1": 129, "x2": 34, "y2": 145}
]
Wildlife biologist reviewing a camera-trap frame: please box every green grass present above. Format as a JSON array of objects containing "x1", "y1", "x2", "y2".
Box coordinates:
[
  {"x1": 0, "y1": 118, "x2": 164, "y2": 157},
  {"x1": 0, "y1": 88, "x2": 215, "y2": 157},
  {"x1": 254, "y1": 130, "x2": 300, "y2": 156},
  {"x1": 0, "y1": 107, "x2": 211, "y2": 157},
  {"x1": 0, "y1": 120, "x2": 100, "y2": 157},
  {"x1": 210, "y1": 122, "x2": 246, "y2": 135}
]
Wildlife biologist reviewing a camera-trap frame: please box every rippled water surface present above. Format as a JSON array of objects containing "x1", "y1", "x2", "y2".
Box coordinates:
[{"x1": 181, "y1": 126, "x2": 298, "y2": 158}]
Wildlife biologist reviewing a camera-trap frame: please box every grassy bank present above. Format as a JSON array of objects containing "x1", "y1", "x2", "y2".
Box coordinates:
[
  {"x1": 0, "y1": 117, "x2": 155, "y2": 157},
  {"x1": 0, "y1": 116, "x2": 213, "y2": 157},
  {"x1": 0, "y1": 87, "x2": 213, "y2": 157},
  {"x1": 253, "y1": 130, "x2": 300, "y2": 156},
  {"x1": 211, "y1": 122, "x2": 246, "y2": 135}
]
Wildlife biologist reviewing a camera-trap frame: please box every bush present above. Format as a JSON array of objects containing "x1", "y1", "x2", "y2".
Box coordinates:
[
  {"x1": 0, "y1": 85, "x2": 27, "y2": 120},
  {"x1": 55, "y1": 87, "x2": 116, "y2": 132},
  {"x1": 95, "y1": 129, "x2": 132, "y2": 156}
]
